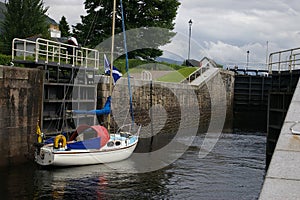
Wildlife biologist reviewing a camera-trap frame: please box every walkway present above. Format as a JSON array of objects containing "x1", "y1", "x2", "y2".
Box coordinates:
[
  {"x1": 259, "y1": 78, "x2": 300, "y2": 199},
  {"x1": 189, "y1": 67, "x2": 219, "y2": 86}
]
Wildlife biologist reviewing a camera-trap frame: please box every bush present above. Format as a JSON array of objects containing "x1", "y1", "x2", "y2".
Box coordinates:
[{"x1": 0, "y1": 54, "x2": 12, "y2": 66}]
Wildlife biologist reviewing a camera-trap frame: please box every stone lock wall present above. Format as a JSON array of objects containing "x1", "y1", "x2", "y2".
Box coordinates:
[
  {"x1": 97, "y1": 69, "x2": 234, "y2": 138},
  {"x1": 0, "y1": 66, "x2": 43, "y2": 166}
]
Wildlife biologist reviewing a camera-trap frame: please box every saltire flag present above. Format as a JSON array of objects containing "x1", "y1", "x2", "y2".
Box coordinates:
[{"x1": 104, "y1": 54, "x2": 122, "y2": 84}]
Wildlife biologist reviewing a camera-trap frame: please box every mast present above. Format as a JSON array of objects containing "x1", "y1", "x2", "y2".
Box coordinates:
[{"x1": 107, "y1": 0, "x2": 117, "y2": 131}]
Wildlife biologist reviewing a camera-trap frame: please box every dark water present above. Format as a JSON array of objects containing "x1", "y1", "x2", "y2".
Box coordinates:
[{"x1": 0, "y1": 132, "x2": 266, "y2": 200}]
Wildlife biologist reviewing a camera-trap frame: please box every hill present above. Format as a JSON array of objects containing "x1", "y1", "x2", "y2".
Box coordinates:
[{"x1": 156, "y1": 57, "x2": 183, "y2": 66}]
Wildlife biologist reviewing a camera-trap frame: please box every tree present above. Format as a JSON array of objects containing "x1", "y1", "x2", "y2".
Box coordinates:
[
  {"x1": 0, "y1": 0, "x2": 49, "y2": 54},
  {"x1": 59, "y1": 16, "x2": 70, "y2": 37},
  {"x1": 73, "y1": 0, "x2": 180, "y2": 59}
]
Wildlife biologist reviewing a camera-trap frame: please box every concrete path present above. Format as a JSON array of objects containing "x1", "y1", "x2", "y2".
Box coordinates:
[{"x1": 189, "y1": 67, "x2": 219, "y2": 86}]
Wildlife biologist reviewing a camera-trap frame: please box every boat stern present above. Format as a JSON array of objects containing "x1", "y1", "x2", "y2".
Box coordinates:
[{"x1": 35, "y1": 147, "x2": 54, "y2": 166}]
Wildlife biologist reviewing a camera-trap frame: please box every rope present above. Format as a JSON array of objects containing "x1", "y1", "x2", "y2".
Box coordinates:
[{"x1": 120, "y1": 0, "x2": 135, "y2": 124}]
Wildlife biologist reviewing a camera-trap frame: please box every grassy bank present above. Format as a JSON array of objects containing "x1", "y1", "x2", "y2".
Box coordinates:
[
  {"x1": 157, "y1": 67, "x2": 198, "y2": 82},
  {"x1": 112, "y1": 59, "x2": 198, "y2": 83}
]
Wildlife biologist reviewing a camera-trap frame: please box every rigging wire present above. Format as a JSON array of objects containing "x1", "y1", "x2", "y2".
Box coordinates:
[
  {"x1": 44, "y1": 69, "x2": 76, "y2": 135},
  {"x1": 83, "y1": 2, "x2": 101, "y2": 47}
]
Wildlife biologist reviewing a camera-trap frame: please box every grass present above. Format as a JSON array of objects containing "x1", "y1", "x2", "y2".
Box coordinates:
[
  {"x1": 113, "y1": 59, "x2": 186, "y2": 74},
  {"x1": 112, "y1": 59, "x2": 197, "y2": 83},
  {"x1": 178, "y1": 67, "x2": 198, "y2": 78},
  {"x1": 156, "y1": 67, "x2": 198, "y2": 82}
]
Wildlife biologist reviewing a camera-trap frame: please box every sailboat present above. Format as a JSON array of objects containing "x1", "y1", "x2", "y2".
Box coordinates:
[
  {"x1": 35, "y1": 122, "x2": 140, "y2": 166},
  {"x1": 34, "y1": 0, "x2": 140, "y2": 166}
]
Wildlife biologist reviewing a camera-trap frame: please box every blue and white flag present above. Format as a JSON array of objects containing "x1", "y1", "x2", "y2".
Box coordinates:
[{"x1": 104, "y1": 54, "x2": 122, "y2": 84}]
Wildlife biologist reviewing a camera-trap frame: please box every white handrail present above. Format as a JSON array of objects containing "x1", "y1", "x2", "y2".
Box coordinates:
[
  {"x1": 186, "y1": 66, "x2": 210, "y2": 83},
  {"x1": 12, "y1": 38, "x2": 37, "y2": 61},
  {"x1": 12, "y1": 37, "x2": 100, "y2": 69},
  {"x1": 268, "y1": 47, "x2": 300, "y2": 74}
]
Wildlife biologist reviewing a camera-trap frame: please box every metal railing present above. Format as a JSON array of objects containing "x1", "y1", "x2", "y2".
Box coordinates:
[
  {"x1": 268, "y1": 47, "x2": 300, "y2": 74},
  {"x1": 11, "y1": 38, "x2": 36, "y2": 61},
  {"x1": 185, "y1": 66, "x2": 210, "y2": 83},
  {"x1": 12, "y1": 38, "x2": 100, "y2": 69}
]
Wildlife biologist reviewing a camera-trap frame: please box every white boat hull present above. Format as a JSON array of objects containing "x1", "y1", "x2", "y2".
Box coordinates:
[{"x1": 35, "y1": 134, "x2": 138, "y2": 167}]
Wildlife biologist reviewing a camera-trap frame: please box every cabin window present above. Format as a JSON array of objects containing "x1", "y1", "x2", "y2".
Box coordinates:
[
  {"x1": 107, "y1": 141, "x2": 114, "y2": 147},
  {"x1": 76, "y1": 128, "x2": 98, "y2": 141}
]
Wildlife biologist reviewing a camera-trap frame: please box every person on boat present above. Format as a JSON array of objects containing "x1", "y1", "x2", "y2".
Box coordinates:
[{"x1": 67, "y1": 36, "x2": 80, "y2": 64}]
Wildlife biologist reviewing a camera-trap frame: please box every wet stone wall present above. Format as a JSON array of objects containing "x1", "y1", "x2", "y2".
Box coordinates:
[{"x1": 0, "y1": 66, "x2": 43, "y2": 166}]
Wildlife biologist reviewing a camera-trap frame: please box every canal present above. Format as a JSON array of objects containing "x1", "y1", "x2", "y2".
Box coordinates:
[{"x1": 0, "y1": 131, "x2": 266, "y2": 200}]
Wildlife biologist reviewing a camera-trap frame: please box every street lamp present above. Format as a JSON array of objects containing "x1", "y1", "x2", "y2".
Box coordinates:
[
  {"x1": 246, "y1": 50, "x2": 250, "y2": 68},
  {"x1": 187, "y1": 19, "x2": 193, "y2": 65}
]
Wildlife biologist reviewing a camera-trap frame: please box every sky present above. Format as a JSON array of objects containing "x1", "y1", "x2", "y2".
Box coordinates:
[{"x1": 3, "y1": 0, "x2": 300, "y2": 68}]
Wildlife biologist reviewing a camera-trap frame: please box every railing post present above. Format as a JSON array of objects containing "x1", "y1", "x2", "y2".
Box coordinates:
[
  {"x1": 45, "y1": 40, "x2": 49, "y2": 64},
  {"x1": 95, "y1": 51, "x2": 99, "y2": 70},
  {"x1": 23, "y1": 41, "x2": 26, "y2": 60},
  {"x1": 289, "y1": 51, "x2": 292, "y2": 73},
  {"x1": 52, "y1": 44, "x2": 55, "y2": 62},
  {"x1": 81, "y1": 50, "x2": 84, "y2": 68},
  {"x1": 58, "y1": 44, "x2": 61, "y2": 65},
  {"x1": 292, "y1": 54, "x2": 296, "y2": 71},
  {"x1": 35, "y1": 39, "x2": 39, "y2": 63},
  {"x1": 11, "y1": 38, "x2": 15, "y2": 61},
  {"x1": 72, "y1": 46, "x2": 75, "y2": 67},
  {"x1": 85, "y1": 49, "x2": 88, "y2": 68},
  {"x1": 268, "y1": 54, "x2": 272, "y2": 74},
  {"x1": 278, "y1": 53, "x2": 281, "y2": 74}
]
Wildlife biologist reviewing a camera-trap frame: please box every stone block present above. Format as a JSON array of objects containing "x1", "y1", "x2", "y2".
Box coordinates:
[
  {"x1": 0, "y1": 66, "x2": 43, "y2": 167},
  {"x1": 260, "y1": 178, "x2": 300, "y2": 200}
]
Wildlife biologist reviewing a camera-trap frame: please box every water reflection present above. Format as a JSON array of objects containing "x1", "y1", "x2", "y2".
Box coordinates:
[{"x1": 33, "y1": 161, "x2": 172, "y2": 199}]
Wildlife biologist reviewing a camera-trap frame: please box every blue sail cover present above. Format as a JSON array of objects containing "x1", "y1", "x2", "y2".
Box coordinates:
[
  {"x1": 73, "y1": 96, "x2": 111, "y2": 115},
  {"x1": 67, "y1": 137, "x2": 101, "y2": 149}
]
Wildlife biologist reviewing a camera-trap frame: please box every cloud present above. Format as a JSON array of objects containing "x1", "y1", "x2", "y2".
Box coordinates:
[
  {"x1": 201, "y1": 41, "x2": 268, "y2": 65},
  {"x1": 169, "y1": 0, "x2": 300, "y2": 66},
  {"x1": 12, "y1": 0, "x2": 300, "y2": 67},
  {"x1": 44, "y1": 0, "x2": 86, "y2": 27}
]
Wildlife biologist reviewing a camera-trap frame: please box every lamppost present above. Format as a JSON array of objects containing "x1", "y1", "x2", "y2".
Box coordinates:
[
  {"x1": 266, "y1": 41, "x2": 269, "y2": 68},
  {"x1": 187, "y1": 19, "x2": 192, "y2": 66},
  {"x1": 246, "y1": 50, "x2": 250, "y2": 68}
]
